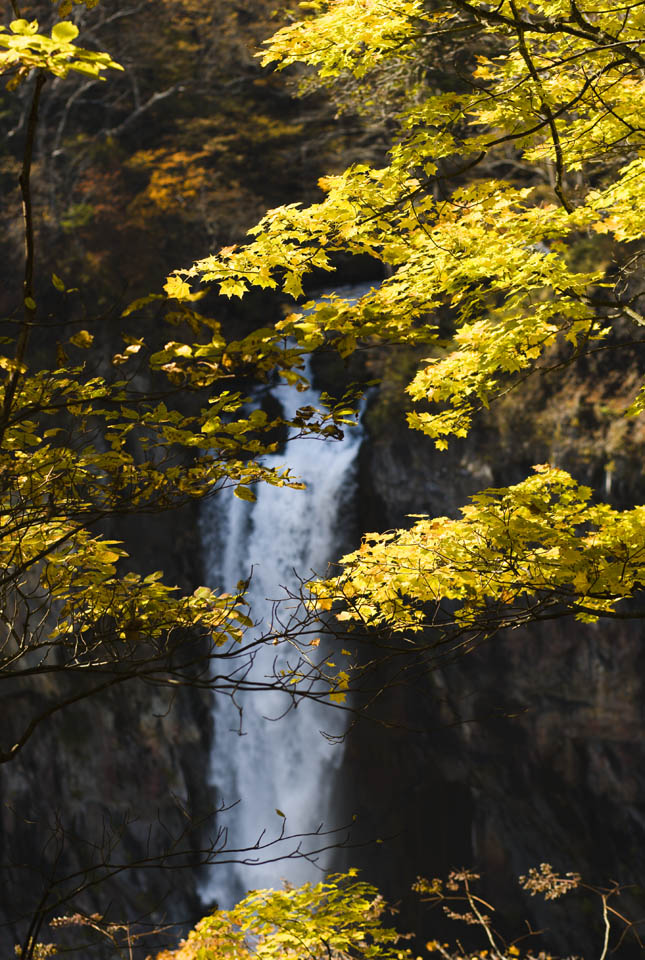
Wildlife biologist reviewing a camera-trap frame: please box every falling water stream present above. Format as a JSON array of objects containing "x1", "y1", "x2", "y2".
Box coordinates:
[{"x1": 199, "y1": 285, "x2": 371, "y2": 907}]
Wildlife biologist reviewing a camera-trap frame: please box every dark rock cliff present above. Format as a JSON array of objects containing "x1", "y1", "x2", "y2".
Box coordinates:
[
  {"x1": 0, "y1": 504, "x2": 215, "y2": 956},
  {"x1": 333, "y1": 343, "x2": 645, "y2": 957},
  {"x1": 3, "y1": 325, "x2": 644, "y2": 958}
]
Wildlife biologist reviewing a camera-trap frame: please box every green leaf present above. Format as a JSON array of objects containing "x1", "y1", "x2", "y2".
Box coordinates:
[{"x1": 234, "y1": 485, "x2": 257, "y2": 502}]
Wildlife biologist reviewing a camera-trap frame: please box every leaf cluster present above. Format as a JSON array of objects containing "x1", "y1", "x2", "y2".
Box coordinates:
[
  {"x1": 166, "y1": 0, "x2": 645, "y2": 645},
  {"x1": 0, "y1": 18, "x2": 121, "y2": 83},
  {"x1": 155, "y1": 871, "x2": 406, "y2": 960}
]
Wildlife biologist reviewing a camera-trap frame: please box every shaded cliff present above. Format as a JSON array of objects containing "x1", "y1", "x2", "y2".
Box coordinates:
[
  {"x1": 0, "y1": 501, "x2": 216, "y2": 956},
  {"x1": 2, "y1": 3, "x2": 644, "y2": 954},
  {"x1": 0, "y1": 3, "x2": 372, "y2": 952},
  {"x1": 333, "y1": 338, "x2": 645, "y2": 957}
]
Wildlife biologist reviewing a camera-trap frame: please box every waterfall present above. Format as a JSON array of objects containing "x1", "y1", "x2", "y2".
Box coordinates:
[{"x1": 200, "y1": 286, "x2": 370, "y2": 907}]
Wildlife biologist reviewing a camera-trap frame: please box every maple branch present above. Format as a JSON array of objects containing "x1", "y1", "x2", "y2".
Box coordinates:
[
  {"x1": 0, "y1": 70, "x2": 46, "y2": 448},
  {"x1": 508, "y1": 0, "x2": 572, "y2": 212},
  {"x1": 102, "y1": 84, "x2": 181, "y2": 139},
  {"x1": 449, "y1": 0, "x2": 645, "y2": 70}
]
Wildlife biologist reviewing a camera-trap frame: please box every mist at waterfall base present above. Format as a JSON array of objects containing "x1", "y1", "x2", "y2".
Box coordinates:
[{"x1": 199, "y1": 287, "x2": 371, "y2": 909}]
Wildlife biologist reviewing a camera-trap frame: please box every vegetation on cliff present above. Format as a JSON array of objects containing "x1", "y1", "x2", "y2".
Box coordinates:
[
  {"x1": 0, "y1": 1, "x2": 367, "y2": 954},
  {"x1": 3, "y1": 0, "x2": 645, "y2": 955},
  {"x1": 156, "y1": 865, "x2": 639, "y2": 960},
  {"x1": 176, "y1": 0, "x2": 645, "y2": 658}
]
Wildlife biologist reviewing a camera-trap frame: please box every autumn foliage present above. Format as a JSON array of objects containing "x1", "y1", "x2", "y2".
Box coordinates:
[{"x1": 4, "y1": 0, "x2": 645, "y2": 955}]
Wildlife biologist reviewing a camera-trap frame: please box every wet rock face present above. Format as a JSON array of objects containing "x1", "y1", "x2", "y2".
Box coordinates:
[
  {"x1": 0, "y1": 506, "x2": 215, "y2": 957},
  {"x1": 3, "y1": 332, "x2": 645, "y2": 957},
  {"x1": 1, "y1": 681, "x2": 214, "y2": 954},
  {"x1": 339, "y1": 384, "x2": 645, "y2": 958}
]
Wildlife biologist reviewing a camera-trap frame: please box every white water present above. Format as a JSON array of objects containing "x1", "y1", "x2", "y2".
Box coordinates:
[{"x1": 200, "y1": 289, "x2": 370, "y2": 906}]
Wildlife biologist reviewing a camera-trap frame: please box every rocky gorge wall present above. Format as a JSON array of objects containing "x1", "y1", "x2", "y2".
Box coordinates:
[
  {"x1": 332, "y1": 341, "x2": 645, "y2": 957},
  {"x1": 0, "y1": 502, "x2": 214, "y2": 956},
  {"x1": 3, "y1": 318, "x2": 645, "y2": 959}
]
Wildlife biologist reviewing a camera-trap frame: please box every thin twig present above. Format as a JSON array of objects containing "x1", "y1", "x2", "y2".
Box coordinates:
[
  {"x1": 599, "y1": 891, "x2": 611, "y2": 960},
  {"x1": 509, "y1": 0, "x2": 572, "y2": 213},
  {"x1": 0, "y1": 70, "x2": 46, "y2": 447}
]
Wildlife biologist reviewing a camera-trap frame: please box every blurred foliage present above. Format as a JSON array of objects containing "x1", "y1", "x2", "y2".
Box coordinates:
[
  {"x1": 148, "y1": 866, "x2": 641, "y2": 960},
  {"x1": 0, "y1": 0, "x2": 379, "y2": 309}
]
